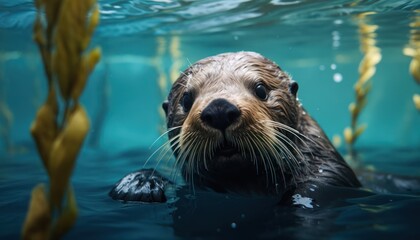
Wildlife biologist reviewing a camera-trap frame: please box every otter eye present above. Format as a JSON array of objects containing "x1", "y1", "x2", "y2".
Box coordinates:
[
  {"x1": 255, "y1": 84, "x2": 268, "y2": 100},
  {"x1": 181, "y1": 91, "x2": 194, "y2": 112},
  {"x1": 289, "y1": 81, "x2": 299, "y2": 96}
]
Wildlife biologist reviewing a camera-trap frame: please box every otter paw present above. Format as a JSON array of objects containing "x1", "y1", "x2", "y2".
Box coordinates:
[{"x1": 109, "y1": 169, "x2": 168, "y2": 203}]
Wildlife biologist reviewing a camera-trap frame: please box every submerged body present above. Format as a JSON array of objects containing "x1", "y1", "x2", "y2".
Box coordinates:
[{"x1": 110, "y1": 52, "x2": 360, "y2": 203}]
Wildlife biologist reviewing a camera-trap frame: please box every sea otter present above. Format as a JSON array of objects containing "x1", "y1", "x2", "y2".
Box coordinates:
[{"x1": 109, "y1": 51, "x2": 360, "y2": 204}]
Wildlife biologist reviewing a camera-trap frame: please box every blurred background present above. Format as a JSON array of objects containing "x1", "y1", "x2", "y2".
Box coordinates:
[{"x1": 1, "y1": 1, "x2": 419, "y2": 155}]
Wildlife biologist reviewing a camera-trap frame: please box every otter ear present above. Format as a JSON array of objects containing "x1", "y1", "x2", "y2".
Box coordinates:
[
  {"x1": 162, "y1": 101, "x2": 169, "y2": 116},
  {"x1": 289, "y1": 81, "x2": 299, "y2": 96}
]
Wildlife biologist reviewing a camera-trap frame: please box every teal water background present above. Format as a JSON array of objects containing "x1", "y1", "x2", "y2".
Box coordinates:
[{"x1": 1, "y1": 0, "x2": 420, "y2": 239}]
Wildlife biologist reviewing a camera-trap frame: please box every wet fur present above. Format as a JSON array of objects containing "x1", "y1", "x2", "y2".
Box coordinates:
[{"x1": 163, "y1": 51, "x2": 360, "y2": 196}]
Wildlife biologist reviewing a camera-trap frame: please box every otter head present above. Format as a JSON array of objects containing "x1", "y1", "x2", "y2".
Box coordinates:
[{"x1": 162, "y1": 52, "x2": 306, "y2": 193}]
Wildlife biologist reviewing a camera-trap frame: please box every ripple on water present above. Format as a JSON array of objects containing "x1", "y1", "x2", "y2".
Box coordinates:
[{"x1": 0, "y1": 0, "x2": 419, "y2": 36}]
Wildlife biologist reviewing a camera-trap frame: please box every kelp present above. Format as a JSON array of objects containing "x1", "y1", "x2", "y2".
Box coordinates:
[
  {"x1": 0, "y1": 56, "x2": 14, "y2": 153},
  {"x1": 344, "y1": 12, "x2": 381, "y2": 156},
  {"x1": 22, "y1": 0, "x2": 100, "y2": 239},
  {"x1": 153, "y1": 36, "x2": 182, "y2": 134},
  {"x1": 403, "y1": 9, "x2": 420, "y2": 110}
]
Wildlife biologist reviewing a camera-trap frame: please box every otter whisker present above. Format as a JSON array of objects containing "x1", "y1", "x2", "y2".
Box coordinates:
[
  {"x1": 247, "y1": 132, "x2": 272, "y2": 184},
  {"x1": 174, "y1": 131, "x2": 194, "y2": 182},
  {"x1": 202, "y1": 136, "x2": 210, "y2": 171},
  {"x1": 149, "y1": 126, "x2": 183, "y2": 149},
  {"x1": 166, "y1": 132, "x2": 181, "y2": 155},
  {"x1": 192, "y1": 135, "x2": 203, "y2": 176},
  {"x1": 189, "y1": 132, "x2": 205, "y2": 195},
  {"x1": 242, "y1": 134, "x2": 258, "y2": 166},
  {"x1": 142, "y1": 126, "x2": 183, "y2": 176},
  {"x1": 265, "y1": 129, "x2": 300, "y2": 185},
  {"x1": 269, "y1": 147, "x2": 288, "y2": 188},
  {"x1": 263, "y1": 120, "x2": 308, "y2": 147},
  {"x1": 192, "y1": 133, "x2": 203, "y2": 173},
  {"x1": 143, "y1": 137, "x2": 178, "y2": 170},
  {"x1": 235, "y1": 135, "x2": 249, "y2": 163},
  {"x1": 204, "y1": 136, "x2": 216, "y2": 172},
  {"x1": 262, "y1": 120, "x2": 308, "y2": 178},
  {"x1": 274, "y1": 132, "x2": 304, "y2": 162},
  {"x1": 235, "y1": 134, "x2": 257, "y2": 171},
  {"x1": 258, "y1": 138, "x2": 278, "y2": 186},
  {"x1": 182, "y1": 131, "x2": 203, "y2": 190},
  {"x1": 275, "y1": 133, "x2": 308, "y2": 176},
  {"x1": 177, "y1": 132, "x2": 195, "y2": 193},
  {"x1": 252, "y1": 130, "x2": 285, "y2": 188},
  {"x1": 265, "y1": 120, "x2": 318, "y2": 151},
  {"x1": 184, "y1": 135, "x2": 194, "y2": 178},
  {"x1": 169, "y1": 142, "x2": 184, "y2": 182},
  {"x1": 150, "y1": 137, "x2": 180, "y2": 176},
  {"x1": 262, "y1": 120, "x2": 315, "y2": 144},
  {"x1": 143, "y1": 132, "x2": 180, "y2": 170},
  {"x1": 277, "y1": 139, "x2": 301, "y2": 177},
  {"x1": 163, "y1": 143, "x2": 184, "y2": 183},
  {"x1": 183, "y1": 135, "x2": 196, "y2": 182},
  {"x1": 153, "y1": 134, "x2": 183, "y2": 174}
]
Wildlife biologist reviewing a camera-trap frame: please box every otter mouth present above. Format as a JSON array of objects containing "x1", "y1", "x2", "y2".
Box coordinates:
[{"x1": 215, "y1": 142, "x2": 239, "y2": 158}]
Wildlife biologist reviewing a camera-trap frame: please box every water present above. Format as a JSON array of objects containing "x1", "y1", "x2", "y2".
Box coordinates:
[{"x1": 1, "y1": 0, "x2": 420, "y2": 239}]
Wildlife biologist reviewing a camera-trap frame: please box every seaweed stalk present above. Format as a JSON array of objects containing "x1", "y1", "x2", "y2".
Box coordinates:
[
  {"x1": 403, "y1": 10, "x2": 420, "y2": 110},
  {"x1": 22, "y1": 0, "x2": 101, "y2": 239},
  {"x1": 153, "y1": 37, "x2": 169, "y2": 134},
  {"x1": 169, "y1": 36, "x2": 182, "y2": 83},
  {"x1": 0, "y1": 54, "x2": 15, "y2": 153},
  {"x1": 344, "y1": 12, "x2": 381, "y2": 158},
  {"x1": 153, "y1": 36, "x2": 183, "y2": 134}
]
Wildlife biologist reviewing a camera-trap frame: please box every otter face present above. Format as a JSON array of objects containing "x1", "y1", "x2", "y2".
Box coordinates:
[{"x1": 163, "y1": 52, "x2": 307, "y2": 190}]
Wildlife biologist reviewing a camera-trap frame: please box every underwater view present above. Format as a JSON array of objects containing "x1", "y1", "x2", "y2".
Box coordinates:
[{"x1": 1, "y1": 0, "x2": 420, "y2": 239}]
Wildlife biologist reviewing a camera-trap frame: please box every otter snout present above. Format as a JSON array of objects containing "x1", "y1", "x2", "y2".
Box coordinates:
[{"x1": 200, "y1": 98, "x2": 240, "y2": 131}]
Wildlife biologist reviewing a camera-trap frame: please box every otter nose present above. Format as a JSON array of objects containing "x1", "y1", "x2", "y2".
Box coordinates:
[{"x1": 200, "y1": 98, "x2": 240, "y2": 131}]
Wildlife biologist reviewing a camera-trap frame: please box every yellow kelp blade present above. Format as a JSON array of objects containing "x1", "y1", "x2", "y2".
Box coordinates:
[
  {"x1": 72, "y1": 47, "x2": 102, "y2": 101},
  {"x1": 30, "y1": 101, "x2": 58, "y2": 175},
  {"x1": 51, "y1": 186, "x2": 78, "y2": 239},
  {"x1": 22, "y1": 184, "x2": 51, "y2": 240},
  {"x1": 49, "y1": 105, "x2": 89, "y2": 209}
]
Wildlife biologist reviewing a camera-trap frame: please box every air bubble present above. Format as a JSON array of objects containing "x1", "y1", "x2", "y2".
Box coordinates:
[{"x1": 333, "y1": 73, "x2": 343, "y2": 83}]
